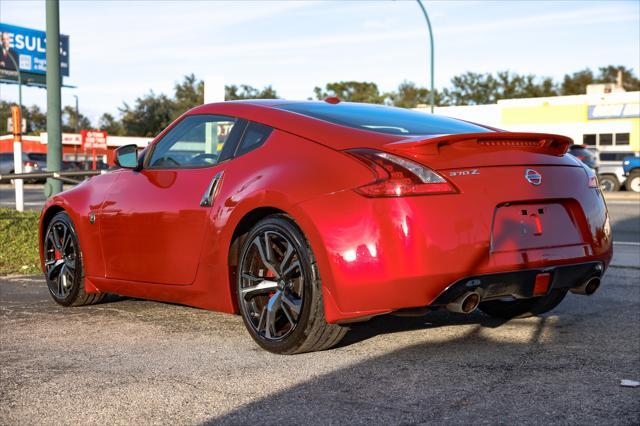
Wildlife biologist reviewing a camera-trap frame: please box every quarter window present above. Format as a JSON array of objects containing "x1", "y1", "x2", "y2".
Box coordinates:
[
  {"x1": 236, "y1": 122, "x2": 273, "y2": 156},
  {"x1": 148, "y1": 115, "x2": 237, "y2": 168}
]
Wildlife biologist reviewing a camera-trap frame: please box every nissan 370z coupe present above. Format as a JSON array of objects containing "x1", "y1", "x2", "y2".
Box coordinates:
[{"x1": 39, "y1": 100, "x2": 613, "y2": 354}]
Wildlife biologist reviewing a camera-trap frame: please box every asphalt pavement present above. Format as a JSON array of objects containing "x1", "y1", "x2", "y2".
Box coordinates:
[
  {"x1": 1, "y1": 184, "x2": 639, "y2": 425},
  {"x1": 1, "y1": 250, "x2": 639, "y2": 424}
]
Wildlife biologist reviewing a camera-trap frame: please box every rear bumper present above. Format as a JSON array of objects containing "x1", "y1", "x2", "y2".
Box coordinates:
[
  {"x1": 296, "y1": 172, "x2": 613, "y2": 323},
  {"x1": 430, "y1": 261, "x2": 604, "y2": 306}
]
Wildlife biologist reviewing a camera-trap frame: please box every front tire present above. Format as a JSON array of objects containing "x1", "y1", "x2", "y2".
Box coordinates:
[
  {"x1": 43, "y1": 211, "x2": 104, "y2": 306},
  {"x1": 236, "y1": 215, "x2": 346, "y2": 354},
  {"x1": 478, "y1": 289, "x2": 568, "y2": 319}
]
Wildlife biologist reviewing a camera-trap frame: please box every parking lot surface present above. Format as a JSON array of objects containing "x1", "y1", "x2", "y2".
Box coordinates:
[{"x1": 1, "y1": 262, "x2": 638, "y2": 425}]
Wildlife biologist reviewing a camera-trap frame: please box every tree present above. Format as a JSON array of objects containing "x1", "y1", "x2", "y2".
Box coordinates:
[
  {"x1": 61, "y1": 105, "x2": 92, "y2": 132},
  {"x1": 441, "y1": 71, "x2": 559, "y2": 105},
  {"x1": 314, "y1": 81, "x2": 384, "y2": 104},
  {"x1": 560, "y1": 68, "x2": 595, "y2": 95},
  {"x1": 442, "y1": 72, "x2": 498, "y2": 105},
  {"x1": 561, "y1": 66, "x2": 640, "y2": 95},
  {"x1": 386, "y1": 80, "x2": 445, "y2": 108},
  {"x1": 225, "y1": 84, "x2": 279, "y2": 100},
  {"x1": 0, "y1": 100, "x2": 47, "y2": 135},
  {"x1": 98, "y1": 113, "x2": 124, "y2": 136},
  {"x1": 596, "y1": 65, "x2": 640, "y2": 92},
  {"x1": 119, "y1": 91, "x2": 175, "y2": 137},
  {"x1": 173, "y1": 73, "x2": 204, "y2": 119},
  {"x1": 26, "y1": 105, "x2": 47, "y2": 134}
]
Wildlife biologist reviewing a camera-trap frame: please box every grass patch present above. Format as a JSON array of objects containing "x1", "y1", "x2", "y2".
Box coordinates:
[{"x1": 0, "y1": 208, "x2": 41, "y2": 275}]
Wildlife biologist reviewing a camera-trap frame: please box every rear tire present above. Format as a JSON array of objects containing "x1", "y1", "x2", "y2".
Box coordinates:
[
  {"x1": 236, "y1": 214, "x2": 346, "y2": 354},
  {"x1": 43, "y1": 211, "x2": 104, "y2": 307},
  {"x1": 627, "y1": 170, "x2": 640, "y2": 193},
  {"x1": 478, "y1": 289, "x2": 568, "y2": 319},
  {"x1": 598, "y1": 175, "x2": 620, "y2": 192}
]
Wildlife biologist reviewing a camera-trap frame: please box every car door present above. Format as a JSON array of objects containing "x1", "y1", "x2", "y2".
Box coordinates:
[{"x1": 99, "y1": 114, "x2": 246, "y2": 285}]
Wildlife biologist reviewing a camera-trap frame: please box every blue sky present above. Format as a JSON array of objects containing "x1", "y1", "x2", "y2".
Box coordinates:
[{"x1": 1, "y1": 0, "x2": 639, "y2": 124}]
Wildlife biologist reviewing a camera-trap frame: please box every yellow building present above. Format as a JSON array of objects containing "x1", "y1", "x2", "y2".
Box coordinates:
[{"x1": 423, "y1": 88, "x2": 640, "y2": 156}]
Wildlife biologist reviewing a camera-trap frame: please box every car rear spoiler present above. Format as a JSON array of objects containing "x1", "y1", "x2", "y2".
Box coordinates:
[{"x1": 384, "y1": 132, "x2": 573, "y2": 156}]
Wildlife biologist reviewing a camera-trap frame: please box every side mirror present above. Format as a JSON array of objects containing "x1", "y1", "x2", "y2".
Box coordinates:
[{"x1": 114, "y1": 144, "x2": 138, "y2": 169}]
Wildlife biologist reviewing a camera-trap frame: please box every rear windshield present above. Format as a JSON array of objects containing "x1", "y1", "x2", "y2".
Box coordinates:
[{"x1": 276, "y1": 102, "x2": 493, "y2": 136}]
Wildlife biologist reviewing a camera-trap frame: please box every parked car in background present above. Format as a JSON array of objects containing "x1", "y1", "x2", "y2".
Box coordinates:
[
  {"x1": 597, "y1": 151, "x2": 631, "y2": 192},
  {"x1": 623, "y1": 155, "x2": 640, "y2": 193},
  {"x1": 0, "y1": 152, "x2": 46, "y2": 182},
  {"x1": 568, "y1": 145, "x2": 599, "y2": 171}
]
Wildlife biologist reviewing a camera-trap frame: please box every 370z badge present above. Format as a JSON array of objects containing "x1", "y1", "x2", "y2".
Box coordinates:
[{"x1": 449, "y1": 169, "x2": 480, "y2": 177}]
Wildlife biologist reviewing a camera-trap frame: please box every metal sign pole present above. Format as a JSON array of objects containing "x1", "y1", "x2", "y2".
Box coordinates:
[{"x1": 45, "y1": 0, "x2": 63, "y2": 197}]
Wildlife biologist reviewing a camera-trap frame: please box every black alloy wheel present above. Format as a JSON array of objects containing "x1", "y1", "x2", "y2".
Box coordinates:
[
  {"x1": 237, "y1": 215, "x2": 346, "y2": 354},
  {"x1": 43, "y1": 211, "x2": 104, "y2": 306}
]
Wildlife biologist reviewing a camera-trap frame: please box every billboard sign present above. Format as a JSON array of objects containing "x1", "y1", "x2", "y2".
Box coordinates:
[
  {"x1": 0, "y1": 22, "x2": 69, "y2": 79},
  {"x1": 81, "y1": 130, "x2": 108, "y2": 150}
]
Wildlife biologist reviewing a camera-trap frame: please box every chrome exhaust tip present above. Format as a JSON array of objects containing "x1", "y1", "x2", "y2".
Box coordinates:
[
  {"x1": 570, "y1": 276, "x2": 601, "y2": 296},
  {"x1": 446, "y1": 291, "x2": 481, "y2": 314}
]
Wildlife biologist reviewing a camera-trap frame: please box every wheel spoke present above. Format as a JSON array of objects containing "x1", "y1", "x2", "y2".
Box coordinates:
[
  {"x1": 62, "y1": 230, "x2": 73, "y2": 253},
  {"x1": 257, "y1": 306, "x2": 267, "y2": 333},
  {"x1": 282, "y1": 294, "x2": 302, "y2": 317},
  {"x1": 56, "y1": 266, "x2": 64, "y2": 297},
  {"x1": 281, "y1": 303, "x2": 296, "y2": 327},
  {"x1": 282, "y1": 260, "x2": 301, "y2": 279},
  {"x1": 264, "y1": 290, "x2": 282, "y2": 339},
  {"x1": 240, "y1": 279, "x2": 279, "y2": 301},
  {"x1": 253, "y1": 235, "x2": 279, "y2": 277},
  {"x1": 64, "y1": 257, "x2": 76, "y2": 271},
  {"x1": 279, "y1": 243, "x2": 294, "y2": 275},
  {"x1": 46, "y1": 259, "x2": 65, "y2": 281},
  {"x1": 52, "y1": 224, "x2": 67, "y2": 251}
]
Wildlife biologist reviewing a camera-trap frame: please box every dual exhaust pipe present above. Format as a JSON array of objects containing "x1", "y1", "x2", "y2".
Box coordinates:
[
  {"x1": 447, "y1": 291, "x2": 481, "y2": 314},
  {"x1": 446, "y1": 276, "x2": 601, "y2": 314},
  {"x1": 570, "y1": 276, "x2": 601, "y2": 296}
]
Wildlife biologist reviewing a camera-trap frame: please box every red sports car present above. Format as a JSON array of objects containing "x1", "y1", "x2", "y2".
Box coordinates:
[{"x1": 39, "y1": 100, "x2": 613, "y2": 354}]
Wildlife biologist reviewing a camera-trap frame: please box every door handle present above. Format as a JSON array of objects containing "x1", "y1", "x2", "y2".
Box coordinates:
[{"x1": 200, "y1": 171, "x2": 224, "y2": 207}]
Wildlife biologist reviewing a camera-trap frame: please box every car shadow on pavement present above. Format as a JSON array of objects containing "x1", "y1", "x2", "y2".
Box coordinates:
[
  {"x1": 201, "y1": 302, "x2": 639, "y2": 425},
  {"x1": 338, "y1": 310, "x2": 508, "y2": 348}
]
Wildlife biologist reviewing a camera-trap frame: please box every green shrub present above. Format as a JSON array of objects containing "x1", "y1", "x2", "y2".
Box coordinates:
[{"x1": 0, "y1": 208, "x2": 41, "y2": 275}]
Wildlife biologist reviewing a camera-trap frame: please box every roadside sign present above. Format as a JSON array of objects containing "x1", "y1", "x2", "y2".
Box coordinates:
[
  {"x1": 7, "y1": 117, "x2": 26, "y2": 133},
  {"x1": 81, "y1": 130, "x2": 108, "y2": 171},
  {"x1": 81, "y1": 130, "x2": 108, "y2": 150},
  {"x1": 0, "y1": 22, "x2": 70, "y2": 78}
]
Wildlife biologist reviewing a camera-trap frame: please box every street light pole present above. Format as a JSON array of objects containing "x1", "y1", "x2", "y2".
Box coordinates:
[
  {"x1": 73, "y1": 94, "x2": 79, "y2": 132},
  {"x1": 416, "y1": 0, "x2": 435, "y2": 113}
]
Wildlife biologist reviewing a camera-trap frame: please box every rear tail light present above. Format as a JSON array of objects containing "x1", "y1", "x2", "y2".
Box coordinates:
[
  {"x1": 23, "y1": 161, "x2": 39, "y2": 172},
  {"x1": 346, "y1": 149, "x2": 456, "y2": 197}
]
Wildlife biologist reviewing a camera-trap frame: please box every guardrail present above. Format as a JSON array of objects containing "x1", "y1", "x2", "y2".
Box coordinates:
[
  {"x1": 0, "y1": 170, "x2": 107, "y2": 184},
  {"x1": 0, "y1": 170, "x2": 109, "y2": 211}
]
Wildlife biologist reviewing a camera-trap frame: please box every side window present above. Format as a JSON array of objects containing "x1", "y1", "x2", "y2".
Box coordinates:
[
  {"x1": 236, "y1": 122, "x2": 273, "y2": 156},
  {"x1": 148, "y1": 115, "x2": 237, "y2": 168}
]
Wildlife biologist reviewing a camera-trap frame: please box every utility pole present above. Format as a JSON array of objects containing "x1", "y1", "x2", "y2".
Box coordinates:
[
  {"x1": 46, "y1": 0, "x2": 63, "y2": 196},
  {"x1": 416, "y1": 0, "x2": 435, "y2": 113}
]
